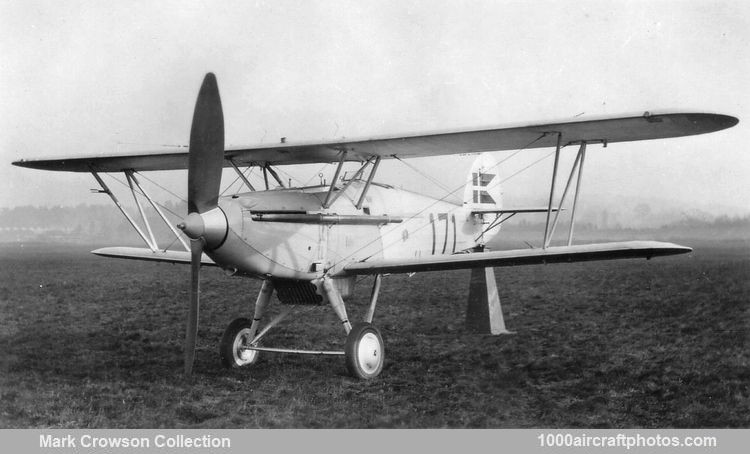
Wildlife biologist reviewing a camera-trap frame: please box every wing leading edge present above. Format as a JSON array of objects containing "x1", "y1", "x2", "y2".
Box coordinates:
[
  {"x1": 341, "y1": 241, "x2": 691, "y2": 275},
  {"x1": 12, "y1": 112, "x2": 737, "y2": 172}
]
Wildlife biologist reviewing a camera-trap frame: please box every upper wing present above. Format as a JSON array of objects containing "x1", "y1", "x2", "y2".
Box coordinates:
[
  {"x1": 341, "y1": 241, "x2": 691, "y2": 275},
  {"x1": 12, "y1": 112, "x2": 737, "y2": 172}
]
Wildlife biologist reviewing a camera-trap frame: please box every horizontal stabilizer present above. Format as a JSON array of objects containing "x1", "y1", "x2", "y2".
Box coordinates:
[
  {"x1": 342, "y1": 241, "x2": 691, "y2": 275},
  {"x1": 471, "y1": 207, "x2": 561, "y2": 215},
  {"x1": 91, "y1": 247, "x2": 217, "y2": 266}
]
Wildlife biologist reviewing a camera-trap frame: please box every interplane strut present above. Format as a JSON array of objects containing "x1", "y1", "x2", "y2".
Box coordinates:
[
  {"x1": 542, "y1": 139, "x2": 590, "y2": 248},
  {"x1": 91, "y1": 170, "x2": 190, "y2": 252}
]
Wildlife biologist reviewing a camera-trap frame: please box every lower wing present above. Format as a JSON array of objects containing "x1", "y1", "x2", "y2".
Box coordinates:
[
  {"x1": 91, "y1": 247, "x2": 216, "y2": 266},
  {"x1": 342, "y1": 241, "x2": 690, "y2": 275},
  {"x1": 91, "y1": 241, "x2": 690, "y2": 276}
]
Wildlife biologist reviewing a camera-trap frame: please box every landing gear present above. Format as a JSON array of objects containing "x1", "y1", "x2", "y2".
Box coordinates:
[
  {"x1": 219, "y1": 276, "x2": 388, "y2": 379},
  {"x1": 345, "y1": 322, "x2": 385, "y2": 379},
  {"x1": 219, "y1": 280, "x2": 274, "y2": 369},
  {"x1": 322, "y1": 275, "x2": 386, "y2": 379},
  {"x1": 219, "y1": 318, "x2": 261, "y2": 368}
]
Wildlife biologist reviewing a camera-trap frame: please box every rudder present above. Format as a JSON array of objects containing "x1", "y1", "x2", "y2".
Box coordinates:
[{"x1": 463, "y1": 153, "x2": 503, "y2": 211}]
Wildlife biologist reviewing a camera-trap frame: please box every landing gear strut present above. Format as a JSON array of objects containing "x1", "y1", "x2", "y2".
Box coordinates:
[
  {"x1": 323, "y1": 274, "x2": 386, "y2": 379},
  {"x1": 219, "y1": 280, "x2": 274, "y2": 369}
]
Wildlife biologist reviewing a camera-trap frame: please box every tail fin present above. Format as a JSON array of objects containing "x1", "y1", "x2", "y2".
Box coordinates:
[{"x1": 463, "y1": 153, "x2": 503, "y2": 211}]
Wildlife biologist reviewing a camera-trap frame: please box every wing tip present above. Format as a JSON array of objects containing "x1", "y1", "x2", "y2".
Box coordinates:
[
  {"x1": 632, "y1": 240, "x2": 692, "y2": 257},
  {"x1": 684, "y1": 113, "x2": 739, "y2": 133},
  {"x1": 665, "y1": 243, "x2": 693, "y2": 255},
  {"x1": 660, "y1": 247, "x2": 692, "y2": 257}
]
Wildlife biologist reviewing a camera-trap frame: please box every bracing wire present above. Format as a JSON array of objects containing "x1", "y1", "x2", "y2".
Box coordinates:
[
  {"x1": 501, "y1": 150, "x2": 557, "y2": 184},
  {"x1": 393, "y1": 156, "x2": 454, "y2": 194},
  {"x1": 102, "y1": 134, "x2": 559, "y2": 267},
  {"x1": 235, "y1": 167, "x2": 254, "y2": 195},
  {"x1": 106, "y1": 173, "x2": 184, "y2": 220},
  {"x1": 326, "y1": 133, "x2": 552, "y2": 271},
  {"x1": 304, "y1": 162, "x2": 333, "y2": 186},
  {"x1": 392, "y1": 144, "x2": 536, "y2": 203},
  {"x1": 273, "y1": 166, "x2": 306, "y2": 187},
  {"x1": 136, "y1": 172, "x2": 187, "y2": 205},
  {"x1": 104, "y1": 173, "x2": 190, "y2": 250},
  {"x1": 220, "y1": 172, "x2": 243, "y2": 196}
]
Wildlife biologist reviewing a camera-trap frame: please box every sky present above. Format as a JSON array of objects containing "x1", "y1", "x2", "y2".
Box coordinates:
[{"x1": 2, "y1": 0, "x2": 749, "y2": 216}]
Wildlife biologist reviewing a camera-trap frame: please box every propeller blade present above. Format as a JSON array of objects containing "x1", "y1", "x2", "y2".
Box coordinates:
[
  {"x1": 183, "y1": 73, "x2": 225, "y2": 377},
  {"x1": 184, "y1": 238, "x2": 204, "y2": 376},
  {"x1": 188, "y1": 73, "x2": 224, "y2": 214}
]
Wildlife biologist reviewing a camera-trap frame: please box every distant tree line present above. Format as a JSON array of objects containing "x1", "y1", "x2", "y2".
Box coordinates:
[
  {"x1": 0, "y1": 202, "x2": 186, "y2": 244},
  {"x1": 1, "y1": 203, "x2": 748, "y2": 244}
]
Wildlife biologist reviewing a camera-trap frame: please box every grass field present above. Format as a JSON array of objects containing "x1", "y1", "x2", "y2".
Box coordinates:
[{"x1": 0, "y1": 239, "x2": 748, "y2": 428}]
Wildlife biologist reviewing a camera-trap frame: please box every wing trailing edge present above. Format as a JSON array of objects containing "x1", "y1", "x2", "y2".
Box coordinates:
[{"x1": 341, "y1": 241, "x2": 691, "y2": 275}]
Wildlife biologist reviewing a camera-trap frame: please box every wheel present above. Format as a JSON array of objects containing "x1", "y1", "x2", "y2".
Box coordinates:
[
  {"x1": 219, "y1": 318, "x2": 261, "y2": 368},
  {"x1": 344, "y1": 322, "x2": 385, "y2": 379}
]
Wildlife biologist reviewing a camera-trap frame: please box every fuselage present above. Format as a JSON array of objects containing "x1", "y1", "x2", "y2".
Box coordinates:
[{"x1": 206, "y1": 180, "x2": 492, "y2": 281}]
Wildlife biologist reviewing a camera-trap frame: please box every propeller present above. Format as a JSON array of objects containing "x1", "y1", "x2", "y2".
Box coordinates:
[{"x1": 178, "y1": 73, "x2": 227, "y2": 376}]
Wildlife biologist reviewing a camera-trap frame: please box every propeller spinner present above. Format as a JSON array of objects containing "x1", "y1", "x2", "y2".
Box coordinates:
[{"x1": 178, "y1": 73, "x2": 228, "y2": 376}]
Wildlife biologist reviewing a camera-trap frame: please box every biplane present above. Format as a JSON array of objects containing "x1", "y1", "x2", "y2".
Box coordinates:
[{"x1": 12, "y1": 73, "x2": 738, "y2": 379}]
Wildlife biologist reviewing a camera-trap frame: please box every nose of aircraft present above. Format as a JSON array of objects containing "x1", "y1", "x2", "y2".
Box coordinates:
[
  {"x1": 178, "y1": 207, "x2": 228, "y2": 250},
  {"x1": 178, "y1": 212, "x2": 205, "y2": 239}
]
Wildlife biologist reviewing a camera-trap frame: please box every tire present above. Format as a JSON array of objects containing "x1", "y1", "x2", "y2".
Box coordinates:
[
  {"x1": 344, "y1": 322, "x2": 385, "y2": 379},
  {"x1": 219, "y1": 318, "x2": 261, "y2": 368}
]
